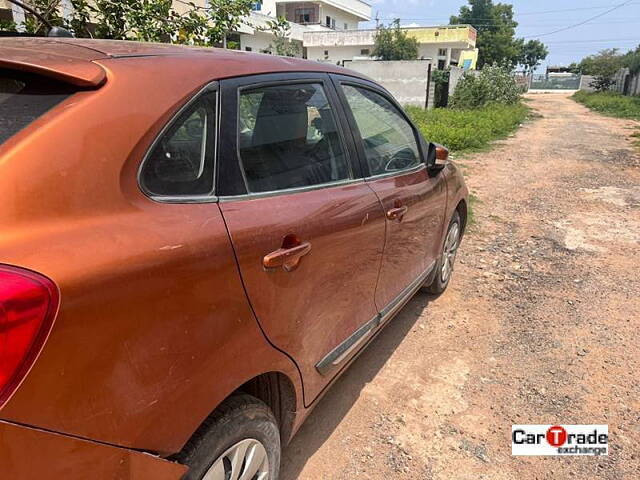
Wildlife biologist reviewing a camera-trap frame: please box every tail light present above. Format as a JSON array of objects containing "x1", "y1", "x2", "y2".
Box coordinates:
[{"x1": 0, "y1": 265, "x2": 59, "y2": 407}]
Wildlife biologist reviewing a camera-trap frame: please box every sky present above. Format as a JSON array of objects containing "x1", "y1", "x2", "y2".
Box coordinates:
[{"x1": 362, "y1": 0, "x2": 640, "y2": 69}]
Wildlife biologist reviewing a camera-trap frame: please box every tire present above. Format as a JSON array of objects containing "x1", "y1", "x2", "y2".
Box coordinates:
[
  {"x1": 423, "y1": 210, "x2": 462, "y2": 295},
  {"x1": 180, "y1": 394, "x2": 280, "y2": 480}
]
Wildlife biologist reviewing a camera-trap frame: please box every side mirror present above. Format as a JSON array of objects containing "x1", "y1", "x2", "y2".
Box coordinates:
[{"x1": 424, "y1": 141, "x2": 449, "y2": 172}]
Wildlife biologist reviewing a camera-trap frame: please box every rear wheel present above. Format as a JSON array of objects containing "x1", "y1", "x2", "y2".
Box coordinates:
[
  {"x1": 423, "y1": 210, "x2": 462, "y2": 295},
  {"x1": 180, "y1": 394, "x2": 280, "y2": 480}
]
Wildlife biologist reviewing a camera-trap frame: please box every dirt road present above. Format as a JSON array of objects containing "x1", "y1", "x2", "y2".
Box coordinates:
[{"x1": 280, "y1": 93, "x2": 640, "y2": 480}]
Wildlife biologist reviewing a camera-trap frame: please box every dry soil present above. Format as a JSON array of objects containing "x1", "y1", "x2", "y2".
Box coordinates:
[{"x1": 281, "y1": 92, "x2": 640, "y2": 480}]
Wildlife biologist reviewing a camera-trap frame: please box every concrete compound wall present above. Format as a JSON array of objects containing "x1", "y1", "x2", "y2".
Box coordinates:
[
  {"x1": 579, "y1": 75, "x2": 597, "y2": 92},
  {"x1": 343, "y1": 60, "x2": 435, "y2": 108},
  {"x1": 579, "y1": 70, "x2": 640, "y2": 95},
  {"x1": 447, "y1": 66, "x2": 466, "y2": 98},
  {"x1": 614, "y1": 68, "x2": 640, "y2": 96}
]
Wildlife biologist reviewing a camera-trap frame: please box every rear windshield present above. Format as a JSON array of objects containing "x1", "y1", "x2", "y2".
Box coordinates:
[{"x1": 0, "y1": 69, "x2": 75, "y2": 146}]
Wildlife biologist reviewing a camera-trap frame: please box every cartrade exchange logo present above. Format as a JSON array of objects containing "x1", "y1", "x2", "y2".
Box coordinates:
[{"x1": 512, "y1": 425, "x2": 608, "y2": 456}]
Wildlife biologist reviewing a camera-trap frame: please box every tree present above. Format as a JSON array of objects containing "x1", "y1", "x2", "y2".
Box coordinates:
[
  {"x1": 567, "y1": 62, "x2": 581, "y2": 74},
  {"x1": 578, "y1": 49, "x2": 624, "y2": 91},
  {"x1": 622, "y1": 44, "x2": 640, "y2": 74},
  {"x1": 372, "y1": 19, "x2": 418, "y2": 61},
  {"x1": 16, "y1": 0, "x2": 65, "y2": 35},
  {"x1": 263, "y1": 16, "x2": 302, "y2": 57},
  {"x1": 2, "y1": 0, "x2": 253, "y2": 48},
  {"x1": 0, "y1": 17, "x2": 17, "y2": 32},
  {"x1": 199, "y1": 0, "x2": 253, "y2": 47},
  {"x1": 12, "y1": 0, "x2": 184, "y2": 41},
  {"x1": 450, "y1": 0, "x2": 545, "y2": 69},
  {"x1": 67, "y1": 0, "x2": 92, "y2": 38},
  {"x1": 519, "y1": 39, "x2": 548, "y2": 73}
]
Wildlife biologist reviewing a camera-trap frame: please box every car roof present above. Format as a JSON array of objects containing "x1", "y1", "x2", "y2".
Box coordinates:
[{"x1": 0, "y1": 38, "x2": 366, "y2": 87}]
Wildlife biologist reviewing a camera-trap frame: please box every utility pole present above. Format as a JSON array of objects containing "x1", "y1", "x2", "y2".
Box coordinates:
[{"x1": 375, "y1": 11, "x2": 380, "y2": 29}]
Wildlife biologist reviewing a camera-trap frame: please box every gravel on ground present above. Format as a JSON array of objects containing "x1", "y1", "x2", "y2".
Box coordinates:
[{"x1": 281, "y1": 92, "x2": 640, "y2": 480}]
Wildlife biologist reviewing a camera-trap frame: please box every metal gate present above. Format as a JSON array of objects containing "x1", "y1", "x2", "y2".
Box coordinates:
[{"x1": 530, "y1": 74, "x2": 582, "y2": 90}]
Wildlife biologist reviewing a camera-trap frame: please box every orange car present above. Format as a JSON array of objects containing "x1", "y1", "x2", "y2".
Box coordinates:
[{"x1": 0, "y1": 38, "x2": 468, "y2": 480}]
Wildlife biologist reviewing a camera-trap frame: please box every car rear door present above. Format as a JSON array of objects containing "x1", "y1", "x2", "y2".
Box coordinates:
[
  {"x1": 331, "y1": 75, "x2": 448, "y2": 317},
  {"x1": 217, "y1": 73, "x2": 386, "y2": 404}
]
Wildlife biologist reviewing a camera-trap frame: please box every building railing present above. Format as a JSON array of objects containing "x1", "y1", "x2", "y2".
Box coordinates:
[{"x1": 303, "y1": 25, "x2": 477, "y2": 48}]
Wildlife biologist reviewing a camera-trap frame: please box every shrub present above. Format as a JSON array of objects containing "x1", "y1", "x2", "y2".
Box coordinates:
[
  {"x1": 449, "y1": 65, "x2": 521, "y2": 109},
  {"x1": 406, "y1": 103, "x2": 529, "y2": 152},
  {"x1": 432, "y1": 69, "x2": 450, "y2": 108},
  {"x1": 577, "y1": 49, "x2": 624, "y2": 92},
  {"x1": 572, "y1": 91, "x2": 640, "y2": 120},
  {"x1": 372, "y1": 19, "x2": 418, "y2": 61}
]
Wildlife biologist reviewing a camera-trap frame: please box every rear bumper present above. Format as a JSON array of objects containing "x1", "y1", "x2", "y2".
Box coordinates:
[{"x1": 0, "y1": 420, "x2": 187, "y2": 479}]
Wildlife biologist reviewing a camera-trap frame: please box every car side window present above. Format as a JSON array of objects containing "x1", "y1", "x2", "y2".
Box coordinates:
[
  {"x1": 342, "y1": 85, "x2": 421, "y2": 176},
  {"x1": 238, "y1": 83, "x2": 351, "y2": 193},
  {"x1": 140, "y1": 91, "x2": 216, "y2": 197}
]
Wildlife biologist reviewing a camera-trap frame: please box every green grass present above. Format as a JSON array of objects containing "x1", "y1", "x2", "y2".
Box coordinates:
[
  {"x1": 467, "y1": 193, "x2": 480, "y2": 227},
  {"x1": 406, "y1": 103, "x2": 530, "y2": 153},
  {"x1": 631, "y1": 129, "x2": 640, "y2": 150},
  {"x1": 572, "y1": 91, "x2": 640, "y2": 120}
]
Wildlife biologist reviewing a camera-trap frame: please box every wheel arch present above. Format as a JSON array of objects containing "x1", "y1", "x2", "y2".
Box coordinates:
[
  {"x1": 234, "y1": 371, "x2": 298, "y2": 446},
  {"x1": 172, "y1": 370, "x2": 299, "y2": 463}
]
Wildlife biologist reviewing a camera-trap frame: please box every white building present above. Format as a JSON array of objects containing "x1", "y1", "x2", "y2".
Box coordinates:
[
  {"x1": 273, "y1": 0, "x2": 370, "y2": 31},
  {"x1": 304, "y1": 25, "x2": 478, "y2": 69},
  {"x1": 239, "y1": 0, "x2": 371, "y2": 54},
  {"x1": 1, "y1": 0, "x2": 476, "y2": 69},
  {"x1": 0, "y1": 0, "x2": 369, "y2": 55}
]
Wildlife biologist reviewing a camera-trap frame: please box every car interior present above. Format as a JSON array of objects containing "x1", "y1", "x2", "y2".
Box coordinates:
[{"x1": 238, "y1": 84, "x2": 351, "y2": 193}]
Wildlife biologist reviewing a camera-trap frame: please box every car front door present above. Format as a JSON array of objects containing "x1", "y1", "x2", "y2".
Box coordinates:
[
  {"x1": 332, "y1": 75, "x2": 448, "y2": 317},
  {"x1": 217, "y1": 74, "x2": 386, "y2": 404}
]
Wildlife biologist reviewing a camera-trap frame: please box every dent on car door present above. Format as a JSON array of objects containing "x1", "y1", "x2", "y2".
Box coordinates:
[
  {"x1": 331, "y1": 76, "x2": 448, "y2": 316},
  {"x1": 217, "y1": 74, "x2": 386, "y2": 405}
]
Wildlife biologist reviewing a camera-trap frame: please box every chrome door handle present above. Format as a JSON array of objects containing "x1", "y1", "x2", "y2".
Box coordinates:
[
  {"x1": 386, "y1": 205, "x2": 408, "y2": 222},
  {"x1": 263, "y1": 242, "x2": 311, "y2": 272}
]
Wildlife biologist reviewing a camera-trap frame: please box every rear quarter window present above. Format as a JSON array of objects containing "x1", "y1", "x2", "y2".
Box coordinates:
[{"x1": 0, "y1": 69, "x2": 74, "y2": 146}]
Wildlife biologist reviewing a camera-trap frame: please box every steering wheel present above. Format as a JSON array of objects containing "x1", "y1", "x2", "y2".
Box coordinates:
[{"x1": 385, "y1": 148, "x2": 417, "y2": 172}]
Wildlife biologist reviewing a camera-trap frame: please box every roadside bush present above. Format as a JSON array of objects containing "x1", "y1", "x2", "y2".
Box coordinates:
[
  {"x1": 572, "y1": 91, "x2": 640, "y2": 120},
  {"x1": 407, "y1": 103, "x2": 529, "y2": 152},
  {"x1": 450, "y1": 65, "x2": 521, "y2": 109},
  {"x1": 432, "y1": 69, "x2": 450, "y2": 108}
]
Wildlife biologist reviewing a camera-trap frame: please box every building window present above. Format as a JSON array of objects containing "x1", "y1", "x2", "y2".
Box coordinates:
[
  {"x1": 296, "y1": 8, "x2": 313, "y2": 24},
  {"x1": 438, "y1": 59, "x2": 446, "y2": 70},
  {"x1": 245, "y1": 47, "x2": 253, "y2": 52},
  {"x1": 360, "y1": 49, "x2": 370, "y2": 56},
  {"x1": 251, "y1": 0, "x2": 262, "y2": 11},
  {"x1": 325, "y1": 16, "x2": 336, "y2": 29},
  {"x1": 438, "y1": 48, "x2": 447, "y2": 57},
  {"x1": 344, "y1": 23, "x2": 348, "y2": 30},
  {"x1": 0, "y1": 8, "x2": 14, "y2": 25}
]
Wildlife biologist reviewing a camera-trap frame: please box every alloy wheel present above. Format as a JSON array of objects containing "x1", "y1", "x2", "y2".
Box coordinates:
[
  {"x1": 203, "y1": 438, "x2": 270, "y2": 480},
  {"x1": 441, "y1": 221, "x2": 460, "y2": 284}
]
